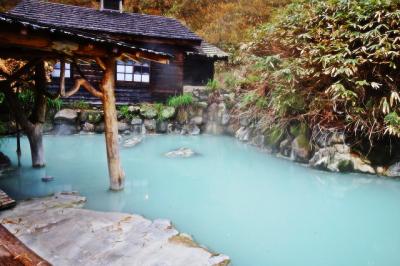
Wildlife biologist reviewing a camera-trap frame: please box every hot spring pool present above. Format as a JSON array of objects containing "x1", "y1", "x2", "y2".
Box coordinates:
[{"x1": 0, "y1": 134, "x2": 400, "y2": 266}]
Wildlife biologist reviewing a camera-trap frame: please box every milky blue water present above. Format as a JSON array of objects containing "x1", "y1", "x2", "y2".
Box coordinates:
[{"x1": 0, "y1": 135, "x2": 400, "y2": 266}]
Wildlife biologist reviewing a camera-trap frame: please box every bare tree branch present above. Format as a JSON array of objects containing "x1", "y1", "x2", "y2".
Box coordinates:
[
  {"x1": 65, "y1": 78, "x2": 103, "y2": 99},
  {"x1": 95, "y1": 57, "x2": 106, "y2": 70}
]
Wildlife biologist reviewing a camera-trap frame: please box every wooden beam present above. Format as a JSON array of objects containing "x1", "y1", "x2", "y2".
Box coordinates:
[
  {"x1": 0, "y1": 29, "x2": 170, "y2": 64},
  {"x1": 64, "y1": 78, "x2": 103, "y2": 99},
  {"x1": 101, "y1": 57, "x2": 125, "y2": 191},
  {"x1": 0, "y1": 225, "x2": 51, "y2": 266},
  {"x1": 0, "y1": 31, "x2": 107, "y2": 57}
]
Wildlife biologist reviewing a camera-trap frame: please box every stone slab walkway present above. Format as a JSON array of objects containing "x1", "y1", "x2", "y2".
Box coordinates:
[{"x1": 0, "y1": 192, "x2": 229, "y2": 266}]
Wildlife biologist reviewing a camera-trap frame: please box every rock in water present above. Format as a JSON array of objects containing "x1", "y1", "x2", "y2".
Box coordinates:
[
  {"x1": 54, "y1": 109, "x2": 78, "y2": 124},
  {"x1": 41, "y1": 176, "x2": 54, "y2": 182},
  {"x1": 165, "y1": 148, "x2": 196, "y2": 158},
  {"x1": 123, "y1": 137, "x2": 142, "y2": 148},
  {"x1": 291, "y1": 135, "x2": 311, "y2": 163},
  {"x1": 386, "y1": 162, "x2": 400, "y2": 177}
]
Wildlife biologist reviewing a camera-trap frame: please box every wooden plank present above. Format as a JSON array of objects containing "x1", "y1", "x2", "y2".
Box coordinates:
[
  {"x1": 0, "y1": 190, "x2": 16, "y2": 211},
  {"x1": 0, "y1": 225, "x2": 51, "y2": 266}
]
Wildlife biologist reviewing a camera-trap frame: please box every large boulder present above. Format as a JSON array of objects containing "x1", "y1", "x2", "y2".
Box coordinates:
[
  {"x1": 207, "y1": 103, "x2": 219, "y2": 122},
  {"x1": 122, "y1": 136, "x2": 142, "y2": 148},
  {"x1": 291, "y1": 135, "x2": 311, "y2": 163},
  {"x1": 309, "y1": 144, "x2": 375, "y2": 174},
  {"x1": 165, "y1": 148, "x2": 196, "y2": 158},
  {"x1": 54, "y1": 109, "x2": 78, "y2": 124},
  {"x1": 221, "y1": 113, "x2": 230, "y2": 126},
  {"x1": 144, "y1": 119, "x2": 156, "y2": 132},
  {"x1": 52, "y1": 124, "x2": 78, "y2": 135},
  {"x1": 130, "y1": 117, "x2": 143, "y2": 126},
  {"x1": 385, "y1": 162, "x2": 400, "y2": 177},
  {"x1": 190, "y1": 116, "x2": 203, "y2": 126},
  {"x1": 156, "y1": 121, "x2": 168, "y2": 133},
  {"x1": 118, "y1": 122, "x2": 130, "y2": 133},
  {"x1": 81, "y1": 122, "x2": 95, "y2": 132},
  {"x1": 189, "y1": 125, "x2": 201, "y2": 135},
  {"x1": 250, "y1": 133, "x2": 265, "y2": 148},
  {"x1": 310, "y1": 145, "x2": 351, "y2": 172},
  {"x1": 235, "y1": 127, "x2": 252, "y2": 142},
  {"x1": 279, "y1": 138, "x2": 292, "y2": 157},
  {"x1": 352, "y1": 155, "x2": 376, "y2": 175}
]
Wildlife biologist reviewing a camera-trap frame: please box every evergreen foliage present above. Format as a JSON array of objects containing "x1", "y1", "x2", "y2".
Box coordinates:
[{"x1": 243, "y1": 0, "x2": 400, "y2": 141}]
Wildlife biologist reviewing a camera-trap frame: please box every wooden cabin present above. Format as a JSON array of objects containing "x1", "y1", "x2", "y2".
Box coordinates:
[{"x1": 9, "y1": 0, "x2": 228, "y2": 104}]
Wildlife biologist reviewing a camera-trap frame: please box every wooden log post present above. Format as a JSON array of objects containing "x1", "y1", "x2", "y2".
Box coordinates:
[{"x1": 100, "y1": 57, "x2": 125, "y2": 191}]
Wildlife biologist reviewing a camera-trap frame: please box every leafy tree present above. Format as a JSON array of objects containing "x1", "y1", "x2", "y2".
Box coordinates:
[{"x1": 242, "y1": 0, "x2": 400, "y2": 143}]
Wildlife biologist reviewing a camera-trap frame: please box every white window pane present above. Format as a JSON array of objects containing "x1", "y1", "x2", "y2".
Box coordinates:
[
  {"x1": 126, "y1": 66, "x2": 133, "y2": 73},
  {"x1": 143, "y1": 63, "x2": 149, "y2": 67},
  {"x1": 117, "y1": 65, "x2": 125, "y2": 73},
  {"x1": 142, "y1": 74, "x2": 150, "y2": 83},
  {"x1": 117, "y1": 73, "x2": 125, "y2": 81},
  {"x1": 52, "y1": 69, "x2": 61, "y2": 77},
  {"x1": 65, "y1": 63, "x2": 71, "y2": 70},
  {"x1": 54, "y1": 62, "x2": 61, "y2": 69},
  {"x1": 134, "y1": 73, "x2": 141, "y2": 82},
  {"x1": 125, "y1": 74, "x2": 133, "y2": 81},
  {"x1": 65, "y1": 70, "x2": 71, "y2": 78},
  {"x1": 126, "y1": 61, "x2": 134, "y2": 66}
]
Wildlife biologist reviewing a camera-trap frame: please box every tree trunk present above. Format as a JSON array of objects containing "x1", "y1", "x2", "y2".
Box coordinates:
[
  {"x1": 25, "y1": 61, "x2": 47, "y2": 168},
  {"x1": 101, "y1": 57, "x2": 125, "y2": 191},
  {"x1": 27, "y1": 124, "x2": 45, "y2": 168},
  {"x1": 0, "y1": 60, "x2": 47, "y2": 169}
]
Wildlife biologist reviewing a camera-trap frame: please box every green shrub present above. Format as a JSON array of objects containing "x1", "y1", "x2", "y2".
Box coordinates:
[
  {"x1": 167, "y1": 93, "x2": 194, "y2": 108},
  {"x1": 247, "y1": 0, "x2": 400, "y2": 141},
  {"x1": 71, "y1": 100, "x2": 90, "y2": 110},
  {"x1": 265, "y1": 126, "x2": 284, "y2": 148},
  {"x1": 223, "y1": 73, "x2": 239, "y2": 89},
  {"x1": 119, "y1": 105, "x2": 139, "y2": 120},
  {"x1": 47, "y1": 98, "x2": 63, "y2": 111},
  {"x1": 239, "y1": 91, "x2": 258, "y2": 108},
  {"x1": 206, "y1": 79, "x2": 220, "y2": 92}
]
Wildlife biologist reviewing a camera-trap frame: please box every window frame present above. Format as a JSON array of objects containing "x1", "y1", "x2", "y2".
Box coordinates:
[
  {"x1": 51, "y1": 62, "x2": 72, "y2": 79},
  {"x1": 116, "y1": 60, "x2": 150, "y2": 84}
]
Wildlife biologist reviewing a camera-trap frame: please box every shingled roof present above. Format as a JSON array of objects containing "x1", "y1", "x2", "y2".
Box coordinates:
[
  {"x1": 10, "y1": 0, "x2": 202, "y2": 42},
  {"x1": 0, "y1": 12, "x2": 170, "y2": 58},
  {"x1": 187, "y1": 42, "x2": 229, "y2": 60}
]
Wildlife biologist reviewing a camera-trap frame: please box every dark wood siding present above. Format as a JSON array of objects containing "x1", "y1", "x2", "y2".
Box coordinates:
[
  {"x1": 48, "y1": 61, "x2": 152, "y2": 104},
  {"x1": 47, "y1": 35, "x2": 208, "y2": 104},
  {"x1": 184, "y1": 56, "x2": 215, "y2": 86}
]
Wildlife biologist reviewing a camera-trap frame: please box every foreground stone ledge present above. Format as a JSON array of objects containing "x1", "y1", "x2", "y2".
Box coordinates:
[{"x1": 0, "y1": 192, "x2": 230, "y2": 266}]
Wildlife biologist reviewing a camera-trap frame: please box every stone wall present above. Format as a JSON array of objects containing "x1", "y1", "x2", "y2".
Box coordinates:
[{"x1": 4, "y1": 86, "x2": 400, "y2": 178}]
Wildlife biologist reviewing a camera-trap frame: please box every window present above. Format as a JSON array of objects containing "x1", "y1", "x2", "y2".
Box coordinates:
[
  {"x1": 52, "y1": 62, "x2": 71, "y2": 78},
  {"x1": 117, "y1": 61, "x2": 150, "y2": 83}
]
